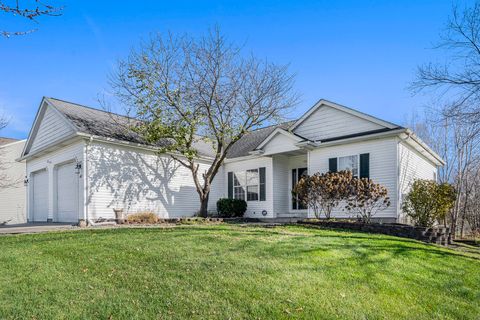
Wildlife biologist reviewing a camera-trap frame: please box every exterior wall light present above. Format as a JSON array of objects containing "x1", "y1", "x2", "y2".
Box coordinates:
[{"x1": 75, "y1": 162, "x2": 82, "y2": 175}]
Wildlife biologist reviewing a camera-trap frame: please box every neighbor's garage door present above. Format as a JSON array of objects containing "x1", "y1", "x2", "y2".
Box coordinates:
[
  {"x1": 56, "y1": 162, "x2": 78, "y2": 222},
  {"x1": 32, "y1": 169, "x2": 48, "y2": 222}
]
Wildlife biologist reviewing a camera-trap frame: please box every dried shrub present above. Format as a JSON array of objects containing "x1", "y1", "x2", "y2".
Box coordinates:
[
  {"x1": 293, "y1": 171, "x2": 353, "y2": 219},
  {"x1": 345, "y1": 178, "x2": 391, "y2": 223},
  {"x1": 127, "y1": 211, "x2": 159, "y2": 224}
]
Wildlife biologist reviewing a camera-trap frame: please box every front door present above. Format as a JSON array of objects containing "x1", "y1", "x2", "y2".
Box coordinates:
[{"x1": 292, "y1": 167, "x2": 307, "y2": 210}]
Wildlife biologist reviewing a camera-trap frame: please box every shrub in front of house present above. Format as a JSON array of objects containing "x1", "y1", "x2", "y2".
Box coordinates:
[
  {"x1": 126, "y1": 211, "x2": 159, "y2": 224},
  {"x1": 402, "y1": 179, "x2": 456, "y2": 227},
  {"x1": 216, "y1": 198, "x2": 247, "y2": 218}
]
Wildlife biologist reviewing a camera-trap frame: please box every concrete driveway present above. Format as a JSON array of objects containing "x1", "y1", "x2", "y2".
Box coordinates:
[{"x1": 0, "y1": 223, "x2": 76, "y2": 235}]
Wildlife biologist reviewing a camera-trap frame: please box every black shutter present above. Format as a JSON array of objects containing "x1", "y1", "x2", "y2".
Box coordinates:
[
  {"x1": 228, "y1": 172, "x2": 233, "y2": 199},
  {"x1": 259, "y1": 167, "x2": 266, "y2": 201},
  {"x1": 360, "y1": 153, "x2": 370, "y2": 179},
  {"x1": 329, "y1": 158, "x2": 337, "y2": 172}
]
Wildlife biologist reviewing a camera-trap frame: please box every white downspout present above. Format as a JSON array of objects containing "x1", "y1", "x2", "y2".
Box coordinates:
[{"x1": 397, "y1": 132, "x2": 412, "y2": 223}]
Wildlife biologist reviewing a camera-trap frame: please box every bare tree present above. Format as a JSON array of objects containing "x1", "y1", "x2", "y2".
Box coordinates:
[
  {"x1": 411, "y1": 1, "x2": 480, "y2": 122},
  {"x1": 1, "y1": 0, "x2": 63, "y2": 38},
  {"x1": 110, "y1": 28, "x2": 299, "y2": 217}
]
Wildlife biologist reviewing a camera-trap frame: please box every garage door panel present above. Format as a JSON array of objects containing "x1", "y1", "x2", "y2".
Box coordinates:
[
  {"x1": 56, "y1": 162, "x2": 78, "y2": 222},
  {"x1": 32, "y1": 169, "x2": 48, "y2": 222}
]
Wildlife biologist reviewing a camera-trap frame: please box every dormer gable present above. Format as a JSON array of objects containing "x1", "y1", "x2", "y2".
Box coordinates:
[{"x1": 291, "y1": 99, "x2": 399, "y2": 142}]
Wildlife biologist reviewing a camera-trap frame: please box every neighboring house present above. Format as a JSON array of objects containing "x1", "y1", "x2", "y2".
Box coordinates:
[
  {"x1": 0, "y1": 138, "x2": 26, "y2": 225},
  {"x1": 18, "y1": 97, "x2": 443, "y2": 224}
]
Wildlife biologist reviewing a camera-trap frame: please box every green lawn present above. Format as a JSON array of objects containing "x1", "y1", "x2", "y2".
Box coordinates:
[{"x1": 0, "y1": 225, "x2": 479, "y2": 319}]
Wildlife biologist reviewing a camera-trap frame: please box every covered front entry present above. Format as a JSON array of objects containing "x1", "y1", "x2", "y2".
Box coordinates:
[
  {"x1": 55, "y1": 162, "x2": 79, "y2": 222},
  {"x1": 271, "y1": 153, "x2": 309, "y2": 218}
]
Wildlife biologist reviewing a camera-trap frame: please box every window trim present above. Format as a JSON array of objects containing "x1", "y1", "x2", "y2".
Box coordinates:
[
  {"x1": 337, "y1": 154, "x2": 360, "y2": 178},
  {"x1": 233, "y1": 172, "x2": 246, "y2": 200},
  {"x1": 246, "y1": 169, "x2": 259, "y2": 201},
  {"x1": 231, "y1": 168, "x2": 261, "y2": 202}
]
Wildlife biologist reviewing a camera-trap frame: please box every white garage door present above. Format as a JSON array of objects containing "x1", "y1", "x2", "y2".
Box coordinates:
[
  {"x1": 56, "y1": 162, "x2": 78, "y2": 223},
  {"x1": 32, "y1": 169, "x2": 48, "y2": 222}
]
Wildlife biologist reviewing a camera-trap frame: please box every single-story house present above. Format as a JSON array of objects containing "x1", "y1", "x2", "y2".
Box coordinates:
[
  {"x1": 18, "y1": 97, "x2": 443, "y2": 224},
  {"x1": 0, "y1": 138, "x2": 26, "y2": 224}
]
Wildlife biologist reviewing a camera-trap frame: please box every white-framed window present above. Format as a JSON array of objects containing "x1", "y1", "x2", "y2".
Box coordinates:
[
  {"x1": 233, "y1": 172, "x2": 246, "y2": 200},
  {"x1": 233, "y1": 169, "x2": 260, "y2": 201},
  {"x1": 246, "y1": 169, "x2": 259, "y2": 201},
  {"x1": 338, "y1": 155, "x2": 359, "y2": 177}
]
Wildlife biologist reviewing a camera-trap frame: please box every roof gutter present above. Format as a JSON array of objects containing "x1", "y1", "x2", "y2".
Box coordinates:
[
  {"x1": 402, "y1": 129, "x2": 446, "y2": 166},
  {"x1": 311, "y1": 128, "x2": 407, "y2": 149}
]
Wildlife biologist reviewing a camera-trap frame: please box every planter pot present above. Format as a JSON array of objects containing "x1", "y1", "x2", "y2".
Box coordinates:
[{"x1": 113, "y1": 209, "x2": 125, "y2": 224}]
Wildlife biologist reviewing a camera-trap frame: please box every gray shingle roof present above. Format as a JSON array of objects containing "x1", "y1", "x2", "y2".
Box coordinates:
[
  {"x1": 226, "y1": 121, "x2": 296, "y2": 158},
  {"x1": 48, "y1": 97, "x2": 291, "y2": 159}
]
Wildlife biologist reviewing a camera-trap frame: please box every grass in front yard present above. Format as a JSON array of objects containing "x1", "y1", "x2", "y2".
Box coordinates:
[{"x1": 0, "y1": 225, "x2": 479, "y2": 319}]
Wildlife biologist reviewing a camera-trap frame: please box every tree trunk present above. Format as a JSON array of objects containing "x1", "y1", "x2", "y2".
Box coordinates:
[{"x1": 199, "y1": 193, "x2": 210, "y2": 218}]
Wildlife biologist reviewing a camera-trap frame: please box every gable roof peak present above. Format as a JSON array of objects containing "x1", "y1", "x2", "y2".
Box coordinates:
[{"x1": 291, "y1": 98, "x2": 401, "y2": 131}]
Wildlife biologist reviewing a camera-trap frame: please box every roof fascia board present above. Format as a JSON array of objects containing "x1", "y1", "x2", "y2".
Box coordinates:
[
  {"x1": 312, "y1": 128, "x2": 407, "y2": 149},
  {"x1": 401, "y1": 130, "x2": 445, "y2": 166},
  {"x1": 17, "y1": 133, "x2": 81, "y2": 161},
  {"x1": 21, "y1": 97, "x2": 48, "y2": 157}
]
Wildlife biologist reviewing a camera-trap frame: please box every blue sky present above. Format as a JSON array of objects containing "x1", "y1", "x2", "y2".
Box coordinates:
[{"x1": 0, "y1": 0, "x2": 471, "y2": 139}]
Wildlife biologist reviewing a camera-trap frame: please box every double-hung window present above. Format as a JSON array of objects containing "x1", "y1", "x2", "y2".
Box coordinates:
[
  {"x1": 233, "y1": 171, "x2": 246, "y2": 200},
  {"x1": 246, "y1": 169, "x2": 259, "y2": 201},
  {"x1": 230, "y1": 168, "x2": 264, "y2": 201},
  {"x1": 338, "y1": 155, "x2": 359, "y2": 177}
]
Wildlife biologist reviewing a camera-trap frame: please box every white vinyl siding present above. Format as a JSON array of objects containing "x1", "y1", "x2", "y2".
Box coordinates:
[
  {"x1": 262, "y1": 132, "x2": 300, "y2": 155},
  {"x1": 29, "y1": 106, "x2": 75, "y2": 154},
  {"x1": 398, "y1": 141, "x2": 438, "y2": 223},
  {"x1": 293, "y1": 105, "x2": 384, "y2": 141},
  {"x1": 224, "y1": 157, "x2": 273, "y2": 218},
  {"x1": 0, "y1": 141, "x2": 26, "y2": 225},
  {"x1": 86, "y1": 141, "x2": 221, "y2": 219},
  {"x1": 308, "y1": 137, "x2": 398, "y2": 219}
]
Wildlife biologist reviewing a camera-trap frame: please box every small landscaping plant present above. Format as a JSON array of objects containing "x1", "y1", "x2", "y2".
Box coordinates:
[
  {"x1": 402, "y1": 179, "x2": 456, "y2": 227},
  {"x1": 216, "y1": 198, "x2": 247, "y2": 218},
  {"x1": 126, "y1": 211, "x2": 159, "y2": 224}
]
